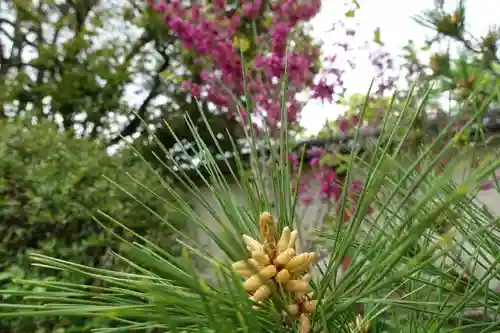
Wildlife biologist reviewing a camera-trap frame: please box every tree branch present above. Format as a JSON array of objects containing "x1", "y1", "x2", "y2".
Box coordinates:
[{"x1": 108, "y1": 57, "x2": 169, "y2": 146}]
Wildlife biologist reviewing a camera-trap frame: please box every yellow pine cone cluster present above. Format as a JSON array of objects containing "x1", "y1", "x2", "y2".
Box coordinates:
[{"x1": 232, "y1": 212, "x2": 317, "y2": 330}]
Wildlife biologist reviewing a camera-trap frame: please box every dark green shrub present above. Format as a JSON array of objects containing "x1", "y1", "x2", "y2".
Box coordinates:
[{"x1": 0, "y1": 118, "x2": 184, "y2": 332}]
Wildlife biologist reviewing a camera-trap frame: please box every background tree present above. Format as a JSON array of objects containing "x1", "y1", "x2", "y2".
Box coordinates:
[
  {"x1": 370, "y1": 0, "x2": 499, "y2": 113},
  {"x1": 0, "y1": 0, "x2": 346, "y2": 171},
  {"x1": 0, "y1": 0, "x2": 248, "y2": 159},
  {"x1": 1, "y1": 0, "x2": 150, "y2": 136},
  {"x1": 312, "y1": 0, "x2": 500, "y2": 150}
]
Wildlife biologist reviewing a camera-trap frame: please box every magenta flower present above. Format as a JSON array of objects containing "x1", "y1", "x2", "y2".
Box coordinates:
[
  {"x1": 311, "y1": 78, "x2": 335, "y2": 103},
  {"x1": 302, "y1": 195, "x2": 314, "y2": 205},
  {"x1": 338, "y1": 118, "x2": 347, "y2": 133},
  {"x1": 310, "y1": 158, "x2": 320, "y2": 168},
  {"x1": 271, "y1": 22, "x2": 291, "y2": 54},
  {"x1": 242, "y1": 0, "x2": 262, "y2": 20}
]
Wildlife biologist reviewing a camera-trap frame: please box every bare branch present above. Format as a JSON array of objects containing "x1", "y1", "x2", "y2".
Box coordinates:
[{"x1": 108, "y1": 56, "x2": 169, "y2": 145}]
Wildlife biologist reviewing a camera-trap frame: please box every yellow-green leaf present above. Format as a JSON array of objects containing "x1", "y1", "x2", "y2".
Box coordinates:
[
  {"x1": 199, "y1": 279, "x2": 211, "y2": 292},
  {"x1": 374, "y1": 27, "x2": 384, "y2": 45},
  {"x1": 345, "y1": 10, "x2": 355, "y2": 18},
  {"x1": 456, "y1": 183, "x2": 471, "y2": 195},
  {"x1": 160, "y1": 71, "x2": 175, "y2": 80},
  {"x1": 233, "y1": 36, "x2": 250, "y2": 52},
  {"x1": 263, "y1": 16, "x2": 272, "y2": 27},
  {"x1": 160, "y1": 71, "x2": 182, "y2": 83}
]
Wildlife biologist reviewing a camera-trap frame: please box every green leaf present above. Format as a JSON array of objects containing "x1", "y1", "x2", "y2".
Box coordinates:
[
  {"x1": 344, "y1": 10, "x2": 356, "y2": 18},
  {"x1": 373, "y1": 27, "x2": 384, "y2": 45},
  {"x1": 0, "y1": 273, "x2": 12, "y2": 282}
]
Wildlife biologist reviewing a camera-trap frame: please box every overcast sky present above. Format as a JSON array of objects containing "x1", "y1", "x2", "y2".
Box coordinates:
[{"x1": 301, "y1": 0, "x2": 499, "y2": 134}]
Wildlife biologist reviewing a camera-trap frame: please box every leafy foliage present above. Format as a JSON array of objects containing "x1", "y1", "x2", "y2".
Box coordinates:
[
  {"x1": 407, "y1": 1, "x2": 499, "y2": 118},
  {"x1": 0, "y1": 118, "x2": 185, "y2": 332}
]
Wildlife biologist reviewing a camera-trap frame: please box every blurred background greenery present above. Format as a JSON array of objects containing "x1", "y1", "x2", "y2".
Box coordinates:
[{"x1": 0, "y1": 118, "x2": 186, "y2": 332}]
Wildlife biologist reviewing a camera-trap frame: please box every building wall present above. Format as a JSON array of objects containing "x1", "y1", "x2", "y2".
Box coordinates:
[{"x1": 190, "y1": 159, "x2": 500, "y2": 289}]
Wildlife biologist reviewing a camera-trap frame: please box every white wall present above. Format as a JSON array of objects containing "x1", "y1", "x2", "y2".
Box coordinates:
[{"x1": 190, "y1": 160, "x2": 500, "y2": 290}]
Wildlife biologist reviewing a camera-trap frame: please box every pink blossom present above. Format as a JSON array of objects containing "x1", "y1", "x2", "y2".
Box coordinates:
[
  {"x1": 349, "y1": 114, "x2": 360, "y2": 126},
  {"x1": 480, "y1": 180, "x2": 495, "y2": 191},
  {"x1": 242, "y1": 0, "x2": 262, "y2": 20},
  {"x1": 342, "y1": 256, "x2": 352, "y2": 271},
  {"x1": 338, "y1": 118, "x2": 347, "y2": 132},
  {"x1": 212, "y1": 0, "x2": 227, "y2": 11},
  {"x1": 310, "y1": 157, "x2": 320, "y2": 168},
  {"x1": 153, "y1": 1, "x2": 167, "y2": 12},
  {"x1": 151, "y1": 0, "x2": 339, "y2": 133},
  {"x1": 311, "y1": 78, "x2": 335, "y2": 102},
  {"x1": 271, "y1": 22, "x2": 291, "y2": 54},
  {"x1": 318, "y1": 170, "x2": 342, "y2": 200},
  {"x1": 308, "y1": 147, "x2": 324, "y2": 157}
]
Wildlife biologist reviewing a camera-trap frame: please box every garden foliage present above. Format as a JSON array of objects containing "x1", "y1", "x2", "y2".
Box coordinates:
[{"x1": 0, "y1": 118, "x2": 185, "y2": 332}]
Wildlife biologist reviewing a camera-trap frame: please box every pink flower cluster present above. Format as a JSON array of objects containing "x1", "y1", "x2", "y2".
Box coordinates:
[
  {"x1": 289, "y1": 148, "x2": 366, "y2": 209},
  {"x1": 289, "y1": 147, "x2": 343, "y2": 202},
  {"x1": 150, "y1": 0, "x2": 340, "y2": 131}
]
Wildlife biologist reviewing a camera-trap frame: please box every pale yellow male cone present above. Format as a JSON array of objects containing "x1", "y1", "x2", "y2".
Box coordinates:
[
  {"x1": 259, "y1": 265, "x2": 278, "y2": 279},
  {"x1": 235, "y1": 268, "x2": 253, "y2": 277},
  {"x1": 251, "y1": 284, "x2": 272, "y2": 302},
  {"x1": 233, "y1": 212, "x2": 317, "y2": 325},
  {"x1": 275, "y1": 269, "x2": 291, "y2": 284},
  {"x1": 232, "y1": 258, "x2": 259, "y2": 271},
  {"x1": 243, "y1": 275, "x2": 264, "y2": 292},
  {"x1": 242, "y1": 234, "x2": 263, "y2": 252},
  {"x1": 259, "y1": 212, "x2": 277, "y2": 258},
  {"x1": 303, "y1": 300, "x2": 317, "y2": 313},
  {"x1": 251, "y1": 251, "x2": 270, "y2": 265},
  {"x1": 299, "y1": 314, "x2": 311, "y2": 333},
  {"x1": 287, "y1": 303, "x2": 300, "y2": 316},
  {"x1": 285, "y1": 253, "x2": 312, "y2": 271},
  {"x1": 274, "y1": 248, "x2": 296, "y2": 266},
  {"x1": 283, "y1": 280, "x2": 310, "y2": 293},
  {"x1": 277, "y1": 226, "x2": 291, "y2": 253},
  {"x1": 355, "y1": 314, "x2": 370, "y2": 333},
  {"x1": 289, "y1": 253, "x2": 316, "y2": 275},
  {"x1": 243, "y1": 265, "x2": 277, "y2": 292}
]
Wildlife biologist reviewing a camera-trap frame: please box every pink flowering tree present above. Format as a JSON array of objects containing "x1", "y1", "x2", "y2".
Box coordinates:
[{"x1": 150, "y1": 0, "x2": 343, "y2": 136}]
